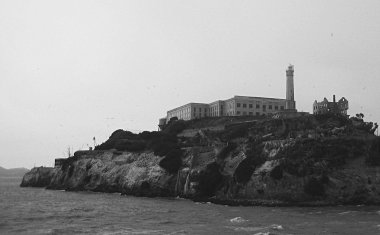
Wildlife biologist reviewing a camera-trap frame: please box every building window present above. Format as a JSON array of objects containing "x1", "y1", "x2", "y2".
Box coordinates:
[
  {"x1": 243, "y1": 111, "x2": 247, "y2": 115},
  {"x1": 194, "y1": 108, "x2": 196, "y2": 112},
  {"x1": 280, "y1": 106, "x2": 284, "y2": 110},
  {"x1": 256, "y1": 104, "x2": 260, "y2": 109},
  {"x1": 249, "y1": 112, "x2": 253, "y2": 115},
  {"x1": 199, "y1": 108, "x2": 201, "y2": 112},
  {"x1": 243, "y1": 103, "x2": 247, "y2": 108},
  {"x1": 269, "y1": 105, "x2": 272, "y2": 110},
  {"x1": 263, "y1": 105, "x2": 266, "y2": 111},
  {"x1": 256, "y1": 112, "x2": 260, "y2": 116},
  {"x1": 237, "y1": 111, "x2": 241, "y2": 115},
  {"x1": 275, "y1": 106, "x2": 278, "y2": 110},
  {"x1": 249, "y1": 104, "x2": 253, "y2": 108},
  {"x1": 237, "y1": 103, "x2": 241, "y2": 107}
]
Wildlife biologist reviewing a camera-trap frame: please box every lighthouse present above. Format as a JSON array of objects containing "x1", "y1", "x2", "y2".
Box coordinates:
[{"x1": 285, "y1": 65, "x2": 296, "y2": 110}]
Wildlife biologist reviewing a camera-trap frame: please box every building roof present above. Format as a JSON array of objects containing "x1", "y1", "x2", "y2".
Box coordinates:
[
  {"x1": 167, "y1": 95, "x2": 287, "y2": 113},
  {"x1": 231, "y1": 95, "x2": 286, "y2": 101}
]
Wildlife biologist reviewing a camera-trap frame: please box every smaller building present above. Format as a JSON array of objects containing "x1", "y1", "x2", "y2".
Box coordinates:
[
  {"x1": 158, "y1": 117, "x2": 167, "y2": 131},
  {"x1": 54, "y1": 158, "x2": 66, "y2": 168},
  {"x1": 166, "y1": 103, "x2": 209, "y2": 122},
  {"x1": 313, "y1": 95, "x2": 348, "y2": 115}
]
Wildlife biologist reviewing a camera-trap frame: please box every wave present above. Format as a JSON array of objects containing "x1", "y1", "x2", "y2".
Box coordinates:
[
  {"x1": 227, "y1": 223, "x2": 284, "y2": 234},
  {"x1": 338, "y1": 211, "x2": 358, "y2": 215},
  {"x1": 99, "y1": 228, "x2": 165, "y2": 235},
  {"x1": 230, "y1": 217, "x2": 248, "y2": 223}
]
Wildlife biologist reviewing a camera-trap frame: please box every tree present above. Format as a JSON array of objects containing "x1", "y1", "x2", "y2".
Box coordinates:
[{"x1": 356, "y1": 113, "x2": 364, "y2": 120}]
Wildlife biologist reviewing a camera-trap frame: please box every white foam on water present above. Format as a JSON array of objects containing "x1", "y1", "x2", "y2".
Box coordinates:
[
  {"x1": 34, "y1": 228, "x2": 54, "y2": 234},
  {"x1": 230, "y1": 216, "x2": 248, "y2": 223},
  {"x1": 168, "y1": 230, "x2": 187, "y2": 235},
  {"x1": 338, "y1": 211, "x2": 357, "y2": 215},
  {"x1": 101, "y1": 228, "x2": 165, "y2": 235},
  {"x1": 271, "y1": 224, "x2": 283, "y2": 230},
  {"x1": 253, "y1": 232, "x2": 270, "y2": 235},
  {"x1": 308, "y1": 211, "x2": 322, "y2": 214},
  {"x1": 230, "y1": 226, "x2": 267, "y2": 232}
]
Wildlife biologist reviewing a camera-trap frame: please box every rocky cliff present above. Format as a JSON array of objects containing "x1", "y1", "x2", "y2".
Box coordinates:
[
  {"x1": 21, "y1": 114, "x2": 380, "y2": 205},
  {"x1": 20, "y1": 166, "x2": 55, "y2": 187}
]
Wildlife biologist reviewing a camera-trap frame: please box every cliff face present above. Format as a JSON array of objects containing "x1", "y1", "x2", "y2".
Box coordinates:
[
  {"x1": 20, "y1": 167, "x2": 56, "y2": 187},
  {"x1": 48, "y1": 151, "x2": 176, "y2": 197},
  {"x1": 214, "y1": 138, "x2": 380, "y2": 205},
  {"x1": 21, "y1": 114, "x2": 380, "y2": 205}
]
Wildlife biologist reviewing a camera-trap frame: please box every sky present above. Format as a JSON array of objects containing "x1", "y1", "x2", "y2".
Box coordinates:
[{"x1": 1, "y1": 0, "x2": 380, "y2": 169}]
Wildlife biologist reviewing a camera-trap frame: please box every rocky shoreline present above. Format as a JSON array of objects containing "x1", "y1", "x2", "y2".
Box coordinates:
[{"x1": 21, "y1": 114, "x2": 380, "y2": 206}]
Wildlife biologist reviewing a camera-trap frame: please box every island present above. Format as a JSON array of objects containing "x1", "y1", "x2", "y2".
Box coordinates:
[{"x1": 20, "y1": 112, "x2": 380, "y2": 206}]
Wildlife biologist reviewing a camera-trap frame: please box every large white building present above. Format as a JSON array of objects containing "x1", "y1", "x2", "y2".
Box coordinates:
[{"x1": 159, "y1": 65, "x2": 296, "y2": 126}]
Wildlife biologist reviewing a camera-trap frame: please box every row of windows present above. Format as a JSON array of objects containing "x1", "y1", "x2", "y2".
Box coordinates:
[
  {"x1": 237, "y1": 103, "x2": 255, "y2": 108},
  {"x1": 236, "y1": 111, "x2": 260, "y2": 116},
  {"x1": 170, "y1": 108, "x2": 289, "y2": 120},
  {"x1": 236, "y1": 103, "x2": 284, "y2": 110},
  {"x1": 170, "y1": 103, "x2": 285, "y2": 119},
  {"x1": 171, "y1": 105, "x2": 284, "y2": 119},
  {"x1": 193, "y1": 107, "x2": 208, "y2": 113}
]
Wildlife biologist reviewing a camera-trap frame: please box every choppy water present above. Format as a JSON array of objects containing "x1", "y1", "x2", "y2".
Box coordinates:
[{"x1": 1, "y1": 177, "x2": 380, "y2": 234}]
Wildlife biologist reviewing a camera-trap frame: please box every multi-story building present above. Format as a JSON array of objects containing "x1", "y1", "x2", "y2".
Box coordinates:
[
  {"x1": 313, "y1": 95, "x2": 348, "y2": 115},
  {"x1": 166, "y1": 103, "x2": 209, "y2": 121},
  {"x1": 160, "y1": 65, "x2": 296, "y2": 126}
]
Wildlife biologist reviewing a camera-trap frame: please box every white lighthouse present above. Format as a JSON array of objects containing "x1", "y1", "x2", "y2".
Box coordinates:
[{"x1": 285, "y1": 65, "x2": 296, "y2": 110}]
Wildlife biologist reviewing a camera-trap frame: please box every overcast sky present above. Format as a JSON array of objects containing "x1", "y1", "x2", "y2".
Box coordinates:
[{"x1": 1, "y1": 0, "x2": 379, "y2": 168}]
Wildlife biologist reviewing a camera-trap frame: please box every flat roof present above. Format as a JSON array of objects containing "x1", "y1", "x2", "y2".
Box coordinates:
[
  {"x1": 167, "y1": 102, "x2": 208, "y2": 113},
  {"x1": 227, "y1": 95, "x2": 286, "y2": 101},
  {"x1": 167, "y1": 95, "x2": 287, "y2": 113}
]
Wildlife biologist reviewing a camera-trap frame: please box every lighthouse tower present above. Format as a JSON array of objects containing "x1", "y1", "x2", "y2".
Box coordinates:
[{"x1": 285, "y1": 65, "x2": 296, "y2": 110}]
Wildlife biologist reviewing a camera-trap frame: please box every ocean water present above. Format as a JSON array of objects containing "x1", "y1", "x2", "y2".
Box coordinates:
[{"x1": 1, "y1": 177, "x2": 380, "y2": 235}]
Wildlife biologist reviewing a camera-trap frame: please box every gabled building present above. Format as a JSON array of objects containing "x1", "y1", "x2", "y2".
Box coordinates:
[{"x1": 313, "y1": 95, "x2": 348, "y2": 115}]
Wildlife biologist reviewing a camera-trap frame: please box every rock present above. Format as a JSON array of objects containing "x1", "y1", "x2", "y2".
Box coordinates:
[{"x1": 20, "y1": 167, "x2": 55, "y2": 187}]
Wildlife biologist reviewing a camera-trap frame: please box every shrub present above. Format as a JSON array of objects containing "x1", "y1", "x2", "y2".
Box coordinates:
[
  {"x1": 163, "y1": 120, "x2": 188, "y2": 135},
  {"x1": 95, "y1": 139, "x2": 118, "y2": 150},
  {"x1": 95, "y1": 128, "x2": 181, "y2": 152},
  {"x1": 139, "y1": 131, "x2": 163, "y2": 141},
  {"x1": 109, "y1": 129, "x2": 136, "y2": 140},
  {"x1": 114, "y1": 140, "x2": 146, "y2": 152}
]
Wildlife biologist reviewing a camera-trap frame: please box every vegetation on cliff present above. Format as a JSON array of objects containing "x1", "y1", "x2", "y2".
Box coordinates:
[{"x1": 93, "y1": 120, "x2": 188, "y2": 173}]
